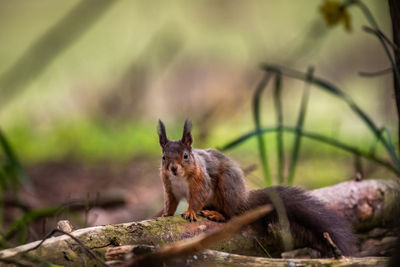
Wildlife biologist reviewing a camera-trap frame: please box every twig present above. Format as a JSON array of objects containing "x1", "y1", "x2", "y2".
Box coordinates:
[
  {"x1": 323, "y1": 232, "x2": 343, "y2": 259},
  {"x1": 24, "y1": 229, "x2": 107, "y2": 267},
  {"x1": 353, "y1": 154, "x2": 364, "y2": 180},
  {"x1": 254, "y1": 237, "x2": 271, "y2": 258},
  {"x1": 359, "y1": 67, "x2": 393, "y2": 77},
  {"x1": 362, "y1": 26, "x2": 398, "y2": 51}
]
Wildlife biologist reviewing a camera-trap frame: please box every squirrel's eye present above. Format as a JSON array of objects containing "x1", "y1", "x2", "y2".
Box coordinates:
[
  {"x1": 183, "y1": 153, "x2": 189, "y2": 159},
  {"x1": 162, "y1": 155, "x2": 165, "y2": 160}
]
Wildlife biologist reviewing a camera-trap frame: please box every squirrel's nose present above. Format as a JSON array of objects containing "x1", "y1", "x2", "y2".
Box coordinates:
[{"x1": 171, "y1": 166, "x2": 177, "y2": 175}]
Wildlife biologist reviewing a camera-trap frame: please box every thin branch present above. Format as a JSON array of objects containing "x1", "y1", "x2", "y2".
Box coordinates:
[
  {"x1": 362, "y1": 25, "x2": 398, "y2": 51},
  {"x1": 254, "y1": 238, "x2": 272, "y2": 258},
  {"x1": 24, "y1": 229, "x2": 107, "y2": 267},
  {"x1": 359, "y1": 67, "x2": 393, "y2": 77},
  {"x1": 323, "y1": 232, "x2": 343, "y2": 259},
  {"x1": 344, "y1": 0, "x2": 378, "y2": 29}
]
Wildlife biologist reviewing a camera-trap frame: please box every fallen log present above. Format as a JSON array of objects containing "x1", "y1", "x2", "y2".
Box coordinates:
[
  {"x1": 104, "y1": 245, "x2": 390, "y2": 267},
  {"x1": 0, "y1": 179, "x2": 398, "y2": 266},
  {"x1": 311, "y1": 179, "x2": 400, "y2": 231},
  {"x1": 105, "y1": 249, "x2": 389, "y2": 267}
]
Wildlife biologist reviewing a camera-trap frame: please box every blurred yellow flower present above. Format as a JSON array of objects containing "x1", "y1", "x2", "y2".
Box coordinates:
[{"x1": 320, "y1": 0, "x2": 352, "y2": 32}]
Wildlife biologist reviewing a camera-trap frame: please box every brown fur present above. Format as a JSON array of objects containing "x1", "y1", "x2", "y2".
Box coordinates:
[
  {"x1": 184, "y1": 165, "x2": 208, "y2": 221},
  {"x1": 156, "y1": 120, "x2": 354, "y2": 256}
]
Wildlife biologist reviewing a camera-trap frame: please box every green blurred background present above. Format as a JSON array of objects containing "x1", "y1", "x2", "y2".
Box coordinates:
[{"x1": 0, "y1": 0, "x2": 397, "y2": 231}]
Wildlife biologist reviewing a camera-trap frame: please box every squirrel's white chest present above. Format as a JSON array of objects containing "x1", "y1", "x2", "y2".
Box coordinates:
[{"x1": 169, "y1": 175, "x2": 189, "y2": 200}]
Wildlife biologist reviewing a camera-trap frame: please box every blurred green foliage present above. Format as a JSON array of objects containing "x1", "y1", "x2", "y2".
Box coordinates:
[
  {"x1": 7, "y1": 119, "x2": 160, "y2": 163},
  {"x1": 222, "y1": 0, "x2": 400, "y2": 186},
  {"x1": 0, "y1": 0, "x2": 396, "y2": 189},
  {"x1": 0, "y1": 129, "x2": 26, "y2": 191},
  {"x1": 0, "y1": 129, "x2": 26, "y2": 231}
]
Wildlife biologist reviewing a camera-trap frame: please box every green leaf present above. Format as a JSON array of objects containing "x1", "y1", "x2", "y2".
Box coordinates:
[
  {"x1": 0, "y1": 129, "x2": 26, "y2": 191},
  {"x1": 3, "y1": 206, "x2": 61, "y2": 244}
]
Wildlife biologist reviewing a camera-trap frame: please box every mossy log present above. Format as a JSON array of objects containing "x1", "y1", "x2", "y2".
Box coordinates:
[{"x1": 0, "y1": 179, "x2": 399, "y2": 266}]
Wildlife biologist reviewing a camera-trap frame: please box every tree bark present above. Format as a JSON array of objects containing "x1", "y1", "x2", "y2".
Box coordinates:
[
  {"x1": 105, "y1": 248, "x2": 389, "y2": 267},
  {"x1": 0, "y1": 179, "x2": 398, "y2": 266},
  {"x1": 137, "y1": 249, "x2": 388, "y2": 267},
  {"x1": 311, "y1": 179, "x2": 400, "y2": 231}
]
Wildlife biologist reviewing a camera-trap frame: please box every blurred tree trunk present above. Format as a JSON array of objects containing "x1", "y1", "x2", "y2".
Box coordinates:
[{"x1": 388, "y1": 0, "x2": 400, "y2": 152}]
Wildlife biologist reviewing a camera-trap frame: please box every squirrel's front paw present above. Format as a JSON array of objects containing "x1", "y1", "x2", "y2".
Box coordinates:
[{"x1": 181, "y1": 210, "x2": 197, "y2": 222}]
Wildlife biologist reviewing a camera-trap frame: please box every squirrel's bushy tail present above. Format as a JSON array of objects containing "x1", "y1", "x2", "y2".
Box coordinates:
[{"x1": 248, "y1": 186, "x2": 354, "y2": 256}]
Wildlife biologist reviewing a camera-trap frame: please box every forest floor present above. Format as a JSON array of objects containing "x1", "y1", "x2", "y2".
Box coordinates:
[{"x1": 5, "y1": 158, "x2": 165, "y2": 245}]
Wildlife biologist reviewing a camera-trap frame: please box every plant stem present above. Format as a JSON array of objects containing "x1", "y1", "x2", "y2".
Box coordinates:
[
  {"x1": 260, "y1": 64, "x2": 400, "y2": 173},
  {"x1": 221, "y1": 126, "x2": 398, "y2": 176},
  {"x1": 388, "y1": 0, "x2": 400, "y2": 157},
  {"x1": 273, "y1": 72, "x2": 284, "y2": 184},
  {"x1": 347, "y1": 0, "x2": 400, "y2": 164},
  {"x1": 288, "y1": 67, "x2": 314, "y2": 185},
  {"x1": 253, "y1": 73, "x2": 273, "y2": 185}
]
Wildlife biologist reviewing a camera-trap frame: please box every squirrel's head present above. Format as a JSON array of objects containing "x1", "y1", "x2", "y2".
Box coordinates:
[{"x1": 157, "y1": 120, "x2": 195, "y2": 177}]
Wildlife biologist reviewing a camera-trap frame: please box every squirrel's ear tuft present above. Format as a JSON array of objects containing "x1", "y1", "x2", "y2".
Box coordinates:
[
  {"x1": 158, "y1": 120, "x2": 169, "y2": 148},
  {"x1": 181, "y1": 119, "x2": 193, "y2": 147}
]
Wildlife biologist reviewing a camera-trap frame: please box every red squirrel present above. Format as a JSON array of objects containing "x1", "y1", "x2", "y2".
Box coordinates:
[{"x1": 157, "y1": 120, "x2": 354, "y2": 256}]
